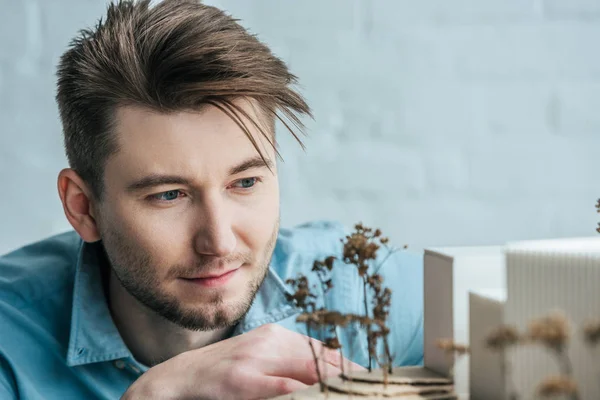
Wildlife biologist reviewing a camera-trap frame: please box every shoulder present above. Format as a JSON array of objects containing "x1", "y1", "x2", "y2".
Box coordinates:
[
  {"x1": 0, "y1": 231, "x2": 81, "y2": 378},
  {"x1": 271, "y1": 220, "x2": 347, "y2": 281},
  {"x1": 0, "y1": 230, "x2": 81, "y2": 310},
  {"x1": 275, "y1": 220, "x2": 346, "y2": 255}
]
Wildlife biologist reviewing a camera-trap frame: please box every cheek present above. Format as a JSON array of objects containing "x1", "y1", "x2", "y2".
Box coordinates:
[
  {"x1": 236, "y1": 186, "x2": 280, "y2": 249},
  {"x1": 108, "y1": 197, "x2": 192, "y2": 265}
]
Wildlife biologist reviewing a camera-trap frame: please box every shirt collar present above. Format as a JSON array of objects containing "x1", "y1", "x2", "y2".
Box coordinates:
[
  {"x1": 66, "y1": 238, "x2": 298, "y2": 367},
  {"x1": 66, "y1": 240, "x2": 131, "y2": 367}
]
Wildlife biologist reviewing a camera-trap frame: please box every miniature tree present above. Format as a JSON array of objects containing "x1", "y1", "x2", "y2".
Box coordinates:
[
  {"x1": 527, "y1": 311, "x2": 579, "y2": 400},
  {"x1": 281, "y1": 223, "x2": 461, "y2": 399},
  {"x1": 435, "y1": 339, "x2": 469, "y2": 381},
  {"x1": 341, "y1": 223, "x2": 399, "y2": 372},
  {"x1": 311, "y1": 256, "x2": 348, "y2": 376},
  {"x1": 485, "y1": 324, "x2": 521, "y2": 400},
  {"x1": 285, "y1": 275, "x2": 325, "y2": 392},
  {"x1": 596, "y1": 198, "x2": 600, "y2": 233},
  {"x1": 583, "y1": 319, "x2": 600, "y2": 391},
  {"x1": 536, "y1": 376, "x2": 579, "y2": 399},
  {"x1": 368, "y1": 273, "x2": 394, "y2": 378}
]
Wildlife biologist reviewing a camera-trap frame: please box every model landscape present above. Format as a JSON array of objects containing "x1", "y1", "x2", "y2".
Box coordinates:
[
  {"x1": 271, "y1": 200, "x2": 600, "y2": 399},
  {"x1": 272, "y1": 224, "x2": 462, "y2": 399}
]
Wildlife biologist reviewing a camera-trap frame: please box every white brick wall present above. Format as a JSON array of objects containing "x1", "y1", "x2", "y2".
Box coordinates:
[{"x1": 1, "y1": 0, "x2": 600, "y2": 255}]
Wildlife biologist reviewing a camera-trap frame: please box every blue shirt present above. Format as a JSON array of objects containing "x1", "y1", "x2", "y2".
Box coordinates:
[{"x1": 0, "y1": 220, "x2": 423, "y2": 399}]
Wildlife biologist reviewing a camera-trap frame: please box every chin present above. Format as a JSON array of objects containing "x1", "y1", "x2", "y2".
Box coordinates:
[{"x1": 175, "y1": 300, "x2": 251, "y2": 331}]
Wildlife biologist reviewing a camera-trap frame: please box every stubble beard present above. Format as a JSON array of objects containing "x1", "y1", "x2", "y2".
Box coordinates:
[{"x1": 101, "y1": 221, "x2": 279, "y2": 332}]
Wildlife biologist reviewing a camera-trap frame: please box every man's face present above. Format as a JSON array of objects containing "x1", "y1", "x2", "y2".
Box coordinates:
[{"x1": 95, "y1": 100, "x2": 280, "y2": 331}]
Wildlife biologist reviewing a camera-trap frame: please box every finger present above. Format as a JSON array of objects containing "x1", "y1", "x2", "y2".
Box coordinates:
[
  {"x1": 344, "y1": 358, "x2": 367, "y2": 372},
  {"x1": 305, "y1": 337, "x2": 365, "y2": 372},
  {"x1": 250, "y1": 376, "x2": 308, "y2": 400},
  {"x1": 263, "y1": 356, "x2": 342, "y2": 385},
  {"x1": 260, "y1": 325, "x2": 365, "y2": 377}
]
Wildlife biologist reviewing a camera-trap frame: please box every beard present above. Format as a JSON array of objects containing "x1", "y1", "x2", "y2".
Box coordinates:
[{"x1": 99, "y1": 221, "x2": 279, "y2": 332}]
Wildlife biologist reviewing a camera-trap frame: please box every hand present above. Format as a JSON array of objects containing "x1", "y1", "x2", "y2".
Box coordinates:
[{"x1": 121, "y1": 323, "x2": 365, "y2": 400}]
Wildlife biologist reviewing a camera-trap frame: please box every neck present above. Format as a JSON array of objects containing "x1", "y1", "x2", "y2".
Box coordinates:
[{"x1": 107, "y1": 270, "x2": 232, "y2": 367}]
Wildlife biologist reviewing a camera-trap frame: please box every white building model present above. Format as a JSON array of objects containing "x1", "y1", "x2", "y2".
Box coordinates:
[{"x1": 424, "y1": 237, "x2": 600, "y2": 399}]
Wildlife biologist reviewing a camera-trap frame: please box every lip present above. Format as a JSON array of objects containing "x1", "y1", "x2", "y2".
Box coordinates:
[{"x1": 182, "y1": 268, "x2": 239, "y2": 288}]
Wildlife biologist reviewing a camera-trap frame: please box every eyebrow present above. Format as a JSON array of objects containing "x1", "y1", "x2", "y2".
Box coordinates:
[
  {"x1": 125, "y1": 156, "x2": 274, "y2": 193},
  {"x1": 228, "y1": 156, "x2": 274, "y2": 176}
]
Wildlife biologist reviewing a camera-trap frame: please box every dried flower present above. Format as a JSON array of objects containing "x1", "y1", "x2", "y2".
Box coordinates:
[
  {"x1": 340, "y1": 223, "x2": 392, "y2": 372},
  {"x1": 485, "y1": 325, "x2": 522, "y2": 400},
  {"x1": 324, "y1": 337, "x2": 342, "y2": 350},
  {"x1": 436, "y1": 339, "x2": 469, "y2": 355},
  {"x1": 584, "y1": 320, "x2": 600, "y2": 346},
  {"x1": 319, "y1": 310, "x2": 351, "y2": 327},
  {"x1": 596, "y1": 199, "x2": 600, "y2": 233},
  {"x1": 436, "y1": 339, "x2": 469, "y2": 382},
  {"x1": 485, "y1": 325, "x2": 521, "y2": 351},
  {"x1": 341, "y1": 223, "x2": 383, "y2": 275},
  {"x1": 537, "y1": 376, "x2": 579, "y2": 397},
  {"x1": 285, "y1": 275, "x2": 316, "y2": 310},
  {"x1": 285, "y1": 275, "x2": 326, "y2": 391},
  {"x1": 324, "y1": 256, "x2": 336, "y2": 270},
  {"x1": 527, "y1": 311, "x2": 570, "y2": 351}
]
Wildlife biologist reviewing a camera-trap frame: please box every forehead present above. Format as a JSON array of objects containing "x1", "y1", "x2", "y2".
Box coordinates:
[{"x1": 105, "y1": 101, "x2": 275, "y2": 185}]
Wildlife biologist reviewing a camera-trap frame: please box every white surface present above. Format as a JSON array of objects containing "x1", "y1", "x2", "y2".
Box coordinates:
[
  {"x1": 423, "y1": 246, "x2": 506, "y2": 398},
  {"x1": 469, "y1": 290, "x2": 506, "y2": 400},
  {"x1": 506, "y1": 236, "x2": 600, "y2": 254},
  {"x1": 504, "y1": 245, "x2": 600, "y2": 399}
]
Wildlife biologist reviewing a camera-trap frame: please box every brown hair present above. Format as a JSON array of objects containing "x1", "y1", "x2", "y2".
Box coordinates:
[{"x1": 56, "y1": 0, "x2": 311, "y2": 200}]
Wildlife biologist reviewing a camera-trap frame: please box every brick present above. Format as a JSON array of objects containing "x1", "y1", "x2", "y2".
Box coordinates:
[
  {"x1": 543, "y1": 0, "x2": 600, "y2": 20},
  {"x1": 452, "y1": 23, "x2": 600, "y2": 80},
  {"x1": 471, "y1": 82, "x2": 555, "y2": 136},
  {"x1": 0, "y1": 0, "x2": 42, "y2": 68},
  {"x1": 368, "y1": 0, "x2": 536, "y2": 28},
  {"x1": 555, "y1": 82, "x2": 600, "y2": 136},
  {"x1": 207, "y1": 0, "x2": 358, "y2": 38},
  {"x1": 299, "y1": 139, "x2": 427, "y2": 198},
  {"x1": 38, "y1": 0, "x2": 109, "y2": 65},
  {"x1": 466, "y1": 135, "x2": 600, "y2": 197},
  {"x1": 381, "y1": 82, "x2": 481, "y2": 144},
  {"x1": 422, "y1": 146, "x2": 470, "y2": 193}
]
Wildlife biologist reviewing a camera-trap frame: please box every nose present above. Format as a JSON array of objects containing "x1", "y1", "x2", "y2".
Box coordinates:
[{"x1": 193, "y1": 193, "x2": 237, "y2": 257}]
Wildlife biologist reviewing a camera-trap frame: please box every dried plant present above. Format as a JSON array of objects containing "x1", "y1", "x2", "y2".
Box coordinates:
[
  {"x1": 527, "y1": 311, "x2": 579, "y2": 400},
  {"x1": 285, "y1": 275, "x2": 325, "y2": 392},
  {"x1": 584, "y1": 319, "x2": 600, "y2": 393},
  {"x1": 596, "y1": 198, "x2": 600, "y2": 233},
  {"x1": 368, "y1": 273, "x2": 394, "y2": 379},
  {"x1": 485, "y1": 325, "x2": 521, "y2": 400},
  {"x1": 435, "y1": 339, "x2": 469, "y2": 381},
  {"x1": 341, "y1": 223, "x2": 381, "y2": 371},
  {"x1": 527, "y1": 312, "x2": 572, "y2": 372},
  {"x1": 583, "y1": 320, "x2": 600, "y2": 346},
  {"x1": 485, "y1": 325, "x2": 520, "y2": 350},
  {"x1": 340, "y1": 223, "x2": 400, "y2": 372},
  {"x1": 537, "y1": 376, "x2": 579, "y2": 398},
  {"x1": 311, "y1": 256, "x2": 347, "y2": 376}
]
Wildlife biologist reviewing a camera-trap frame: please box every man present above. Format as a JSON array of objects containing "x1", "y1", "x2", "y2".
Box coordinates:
[{"x1": 0, "y1": 1, "x2": 423, "y2": 399}]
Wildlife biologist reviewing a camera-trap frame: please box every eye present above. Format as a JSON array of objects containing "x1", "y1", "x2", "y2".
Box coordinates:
[
  {"x1": 150, "y1": 190, "x2": 184, "y2": 202},
  {"x1": 231, "y1": 177, "x2": 260, "y2": 189}
]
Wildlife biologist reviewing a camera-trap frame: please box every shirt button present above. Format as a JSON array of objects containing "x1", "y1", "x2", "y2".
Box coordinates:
[
  {"x1": 130, "y1": 364, "x2": 141, "y2": 374},
  {"x1": 114, "y1": 360, "x2": 126, "y2": 370}
]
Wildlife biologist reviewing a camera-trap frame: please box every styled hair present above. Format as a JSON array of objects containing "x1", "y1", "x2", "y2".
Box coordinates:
[{"x1": 56, "y1": 0, "x2": 311, "y2": 199}]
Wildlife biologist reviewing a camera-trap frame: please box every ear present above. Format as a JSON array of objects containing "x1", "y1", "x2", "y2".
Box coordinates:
[{"x1": 57, "y1": 168, "x2": 101, "y2": 243}]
